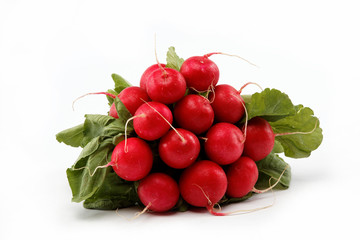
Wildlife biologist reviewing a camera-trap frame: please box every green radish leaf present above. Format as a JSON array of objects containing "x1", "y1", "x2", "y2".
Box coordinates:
[
  {"x1": 106, "y1": 89, "x2": 118, "y2": 106},
  {"x1": 166, "y1": 46, "x2": 184, "y2": 71},
  {"x1": 67, "y1": 138, "x2": 113, "y2": 203},
  {"x1": 82, "y1": 115, "x2": 115, "y2": 145},
  {"x1": 82, "y1": 114, "x2": 132, "y2": 146},
  {"x1": 272, "y1": 140, "x2": 284, "y2": 154},
  {"x1": 106, "y1": 74, "x2": 131, "y2": 105},
  {"x1": 114, "y1": 96, "x2": 133, "y2": 123},
  {"x1": 243, "y1": 88, "x2": 323, "y2": 159},
  {"x1": 56, "y1": 123, "x2": 84, "y2": 148},
  {"x1": 245, "y1": 88, "x2": 296, "y2": 121},
  {"x1": 112, "y1": 132, "x2": 126, "y2": 146},
  {"x1": 83, "y1": 170, "x2": 139, "y2": 210},
  {"x1": 255, "y1": 153, "x2": 291, "y2": 190},
  {"x1": 75, "y1": 137, "x2": 102, "y2": 168},
  {"x1": 172, "y1": 197, "x2": 190, "y2": 212},
  {"x1": 270, "y1": 106, "x2": 323, "y2": 158},
  {"x1": 112, "y1": 73, "x2": 131, "y2": 93}
]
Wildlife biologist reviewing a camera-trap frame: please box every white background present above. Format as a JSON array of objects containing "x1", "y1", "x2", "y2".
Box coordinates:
[{"x1": 1, "y1": 0, "x2": 359, "y2": 239}]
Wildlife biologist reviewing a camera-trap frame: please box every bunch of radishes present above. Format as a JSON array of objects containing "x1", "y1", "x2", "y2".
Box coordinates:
[
  {"x1": 104, "y1": 52, "x2": 277, "y2": 214},
  {"x1": 57, "y1": 47, "x2": 322, "y2": 215}
]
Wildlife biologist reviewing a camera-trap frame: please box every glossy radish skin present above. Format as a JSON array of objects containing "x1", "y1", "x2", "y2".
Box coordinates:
[
  {"x1": 180, "y1": 56, "x2": 219, "y2": 91},
  {"x1": 209, "y1": 84, "x2": 245, "y2": 123},
  {"x1": 111, "y1": 138, "x2": 153, "y2": 181},
  {"x1": 179, "y1": 160, "x2": 227, "y2": 207},
  {"x1": 173, "y1": 94, "x2": 214, "y2": 135},
  {"x1": 146, "y1": 68, "x2": 187, "y2": 104},
  {"x1": 137, "y1": 173, "x2": 180, "y2": 212},
  {"x1": 242, "y1": 117, "x2": 275, "y2": 161},
  {"x1": 226, "y1": 156, "x2": 258, "y2": 198},
  {"x1": 109, "y1": 103, "x2": 119, "y2": 118},
  {"x1": 204, "y1": 123, "x2": 245, "y2": 165},
  {"x1": 133, "y1": 102, "x2": 173, "y2": 141},
  {"x1": 140, "y1": 63, "x2": 166, "y2": 91},
  {"x1": 159, "y1": 128, "x2": 200, "y2": 169},
  {"x1": 109, "y1": 86, "x2": 150, "y2": 118}
]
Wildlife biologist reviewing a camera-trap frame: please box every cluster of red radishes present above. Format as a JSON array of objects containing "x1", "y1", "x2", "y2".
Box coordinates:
[{"x1": 106, "y1": 53, "x2": 275, "y2": 214}]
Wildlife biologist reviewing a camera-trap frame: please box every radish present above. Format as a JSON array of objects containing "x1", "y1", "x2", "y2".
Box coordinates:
[
  {"x1": 111, "y1": 137, "x2": 153, "y2": 181},
  {"x1": 137, "y1": 173, "x2": 180, "y2": 212},
  {"x1": 140, "y1": 63, "x2": 166, "y2": 91},
  {"x1": 180, "y1": 55, "x2": 219, "y2": 91},
  {"x1": 226, "y1": 156, "x2": 258, "y2": 198},
  {"x1": 133, "y1": 101, "x2": 173, "y2": 141},
  {"x1": 173, "y1": 94, "x2": 214, "y2": 135},
  {"x1": 146, "y1": 67, "x2": 186, "y2": 104},
  {"x1": 159, "y1": 128, "x2": 200, "y2": 169},
  {"x1": 179, "y1": 160, "x2": 227, "y2": 208},
  {"x1": 242, "y1": 117, "x2": 275, "y2": 161},
  {"x1": 204, "y1": 123, "x2": 245, "y2": 165},
  {"x1": 208, "y1": 84, "x2": 245, "y2": 123},
  {"x1": 179, "y1": 52, "x2": 257, "y2": 92},
  {"x1": 109, "y1": 86, "x2": 150, "y2": 117}
]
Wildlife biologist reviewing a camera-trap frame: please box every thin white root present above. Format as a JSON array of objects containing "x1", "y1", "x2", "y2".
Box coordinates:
[
  {"x1": 154, "y1": 33, "x2": 167, "y2": 77},
  {"x1": 124, "y1": 115, "x2": 144, "y2": 152},
  {"x1": 207, "y1": 84, "x2": 216, "y2": 103},
  {"x1": 72, "y1": 92, "x2": 116, "y2": 111},
  {"x1": 72, "y1": 93, "x2": 93, "y2": 111},
  {"x1": 193, "y1": 184, "x2": 213, "y2": 206},
  {"x1": 252, "y1": 164, "x2": 289, "y2": 194},
  {"x1": 238, "y1": 82, "x2": 263, "y2": 95},
  {"x1": 220, "y1": 52, "x2": 259, "y2": 68},
  {"x1": 142, "y1": 101, "x2": 185, "y2": 142},
  {"x1": 275, "y1": 119, "x2": 319, "y2": 137},
  {"x1": 115, "y1": 203, "x2": 152, "y2": 221},
  {"x1": 205, "y1": 52, "x2": 258, "y2": 68},
  {"x1": 129, "y1": 203, "x2": 152, "y2": 221},
  {"x1": 71, "y1": 163, "x2": 111, "y2": 177},
  {"x1": 240, "y1": 99, "x2": 249, "y2": 143},
  {"x1": 199, "y1": 137, "x2": 208, "y2": 142},
  {"x1": 209, "y1": 177, "x2": 277, "y2": 216}
]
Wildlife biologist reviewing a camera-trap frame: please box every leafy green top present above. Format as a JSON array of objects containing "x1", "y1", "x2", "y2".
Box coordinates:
[
  {"x1": 243, "y1": 88, "x2": 323, "y2": 159},
  {"x1": 166, "y1": 46, "x2": 184, "y2": 71}
]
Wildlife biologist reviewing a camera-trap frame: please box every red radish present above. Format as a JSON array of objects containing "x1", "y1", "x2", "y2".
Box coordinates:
[
  {"x1": 180, "y1": 55, "x2": 219, "y2": 91},
  {"x1": 109, "y1": 104, "x2": 119, "y2": 118},
  {"x1": 209, "y1": 84, "x2": 245, "y2": 123},
  {"x1": 137, "y1": 173, "x2": 180, "y2": 212},
  {"x1": 179, "y1": 160, "x2": 227, "y2": 208},
  {"x1": 173, "y1": 94, "x2": 214, "y2": 135},
  {"x1": 133, "y1": 102, "x2": 173, "y2": 141},
  {"x1": 109, "y1": 86, "x2": 150, "y2": 117},
  {"x1": 146, "y1": 67, "x2": 186, "y2": 104},
  {"x1": 204, "y1": 123, "x2": 245, "y2": 165},
  {"x1": 159, "y1": 128, "x2": 200, "y2": 169},
  {"x1": 111, "y1": 137, "x2": 153, "y2": 181},
  {"x1": 140, "y1": 63, "x2": 166, "y2": 91},
  {"x1": 226, "y1": 156, "x2": 259, "y2": 198},
  {"x1": 242, "y1": 117, "x2": 275, "y2": 161}
]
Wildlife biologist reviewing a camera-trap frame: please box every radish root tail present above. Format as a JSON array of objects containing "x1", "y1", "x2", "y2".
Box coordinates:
[
  {"x1": 208, "y1": 177, "x2": 278, "y2": 216},
  {"x1": 252, "y1": 164, "x2": 289, "y2": 194},
  {"x1": 71, "y1": 162, "x2": 112, "y2": 177},
  {"x1": 238, "y1": 82, "x2": 263, "y2": 95},
  {"x1": 141, "y1": 100, "x2": 185, "y2": 142},
  {"x1": 72, "y1": 92, "x2": 117, "y2": 111},
  {"x1": 129, "y1": 203, "x2": 152, "y2": 221},
  {"x1": 204, "y1": 52, "x2": 259, "y2": 68},
  {"x1": 240, "y1": 99, "x2": 249, "y2": 144},
  {"x1": 154, "y1": 33, "x2": 167, "y2": 77},
  {"x1": 275, "y1": 119, "x2": 319, "y2": 137}
]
